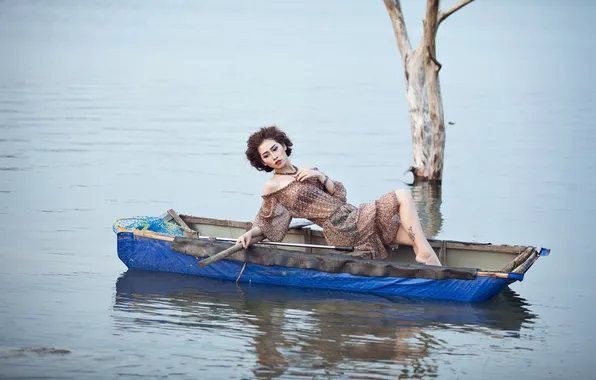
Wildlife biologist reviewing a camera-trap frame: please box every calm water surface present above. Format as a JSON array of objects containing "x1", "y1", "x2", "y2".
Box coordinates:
[{"x1": 1, "y1": 0, "x2": 595, "y2": 378}]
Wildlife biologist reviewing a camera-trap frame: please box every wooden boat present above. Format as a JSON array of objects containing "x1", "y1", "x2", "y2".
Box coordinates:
[{"x1": 113, "y1": 210, "x2": 550, "y2": 302}]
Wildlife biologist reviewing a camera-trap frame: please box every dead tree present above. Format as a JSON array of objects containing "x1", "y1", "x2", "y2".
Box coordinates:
[{"x1": 383, "y1": 0, "x2": 475, "y2": 182}]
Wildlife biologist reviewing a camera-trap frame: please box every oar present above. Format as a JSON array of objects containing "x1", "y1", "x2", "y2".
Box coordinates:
[
  {"x1": 123, "y1": 228, "x2": 354, "y2": 255},
  {"x1": 166, "y1": 209, "x2": 198, "y2": 237},
  {"x1": 197, "y1": 235, "x2": 353, "y2": 252},
  {"x1": 197, "y1": 236, "x2": 355, "y2": 267},
  {"x1": 197, "y1": 234, "x2": 265, "y2": 267}
]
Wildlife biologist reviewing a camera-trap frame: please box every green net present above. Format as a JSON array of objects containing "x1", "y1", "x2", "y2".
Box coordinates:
[{"x1": 112, "y1": 216, "x2": 184, "y2": 236}]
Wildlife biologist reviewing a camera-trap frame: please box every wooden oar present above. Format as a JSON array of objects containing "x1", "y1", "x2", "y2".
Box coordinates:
[
  {"x1": 166, "y1": 209, "x2": 198, "y2": 237},
  {"x1": 127, "y1": 228, "x2": 353, "y2": 253},
  {"x1": 197, "y1": 234, "x2": 265, "y2": 267},
  {"x1": 128, "y1": 228, "x2": 352, "y2": 250}
]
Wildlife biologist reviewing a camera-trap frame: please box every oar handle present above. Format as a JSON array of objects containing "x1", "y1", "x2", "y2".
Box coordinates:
[
  {"x1": 197, "y1": 234, "x2": 264, "y2": 268},
  {"x1": 334, "y1": 246, "x2": 354, "y2": 252}
]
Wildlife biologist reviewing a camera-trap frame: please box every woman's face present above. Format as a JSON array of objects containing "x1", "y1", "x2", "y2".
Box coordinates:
[{"x1": 258, "y1": 139, "x2": 288, "y2": 170}]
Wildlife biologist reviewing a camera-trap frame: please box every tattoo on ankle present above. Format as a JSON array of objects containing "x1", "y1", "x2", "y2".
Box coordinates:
[{"x1": 407, "y1": 226, "x2": 415, "y2": 242}]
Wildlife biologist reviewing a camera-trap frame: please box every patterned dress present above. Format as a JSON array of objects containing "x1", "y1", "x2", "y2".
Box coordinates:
[{"x1": 253, "y1": 177, "x2": 401, "y2": 260}]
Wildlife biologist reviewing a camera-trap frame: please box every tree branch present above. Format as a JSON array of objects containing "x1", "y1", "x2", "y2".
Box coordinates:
[
  {"x1": 383, "y1": 0, "x2": 413, "y2": 63},
  {"x1": 437, "y1": 0, "x2": 475, "y2": 26},
  {"x1": 427, "y1": 46, "x2": 442, "y2": 72}
]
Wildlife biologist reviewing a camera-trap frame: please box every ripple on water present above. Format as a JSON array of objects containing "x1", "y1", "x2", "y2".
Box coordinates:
[{"x1": 0, "y1": 347, "x2": 71, "y2": 359}]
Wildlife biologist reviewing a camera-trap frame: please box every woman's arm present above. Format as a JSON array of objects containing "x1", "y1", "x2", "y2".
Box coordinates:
[
  {"x1": 294, "y1": 166, "x2": 335, "y2": 195},
  {"x1": 317, "y1": 171, "x2": 335, "y2": 195},
  {"x1": 236, "y1": 226, "x2": 262, "y2": 248}
]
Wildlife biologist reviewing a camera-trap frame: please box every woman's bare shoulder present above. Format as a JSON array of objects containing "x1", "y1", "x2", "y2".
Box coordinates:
[{"x1": 262, "y1": 177, "x2": 281, "y2": 196}]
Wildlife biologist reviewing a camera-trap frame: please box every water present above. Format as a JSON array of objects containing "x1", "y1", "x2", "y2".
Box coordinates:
[{"x1": 1, "y1": 0, "x2": 595, "y2": 378}]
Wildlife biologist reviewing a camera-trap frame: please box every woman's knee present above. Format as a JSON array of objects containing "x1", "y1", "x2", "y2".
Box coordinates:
[{"x1": 394, "y1": 189, "x2": 412, "y2": 203}]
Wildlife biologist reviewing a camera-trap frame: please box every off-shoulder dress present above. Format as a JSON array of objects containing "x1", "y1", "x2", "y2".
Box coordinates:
[{"x1": 252, "y1": 176, "x2": 401, "y2": 260}]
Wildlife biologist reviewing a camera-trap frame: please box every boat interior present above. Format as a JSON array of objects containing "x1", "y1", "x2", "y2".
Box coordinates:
[{"x1": 168, "y1": 213, "x2": 544, "y2": 275}]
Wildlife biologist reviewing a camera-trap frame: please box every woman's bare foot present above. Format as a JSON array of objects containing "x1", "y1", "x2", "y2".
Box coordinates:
[{"x1": 414, "y1": 246, "x2": 442, "y2": 266}]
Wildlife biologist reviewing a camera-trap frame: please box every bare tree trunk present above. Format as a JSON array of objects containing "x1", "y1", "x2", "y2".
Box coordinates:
[
  {"x1": 383, "y1": 0, "x2": 475, "y2": 182},
  {"x1": 383, "y1": 0, "x2": 431, "y2": 180},
  {"x1": 423, "y1": 0, "x2": 445, "y2": 182},
  {"x1": 404, "y1": 48, "x2": 431, "y2": 179}
]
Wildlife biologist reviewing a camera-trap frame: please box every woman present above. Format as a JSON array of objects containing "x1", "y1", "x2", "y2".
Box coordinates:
[{"x1": 236, "y1": 126, "x2": 442, "y2": 266}]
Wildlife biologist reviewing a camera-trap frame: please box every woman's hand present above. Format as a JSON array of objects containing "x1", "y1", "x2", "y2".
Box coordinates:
[
  {"x1": 236, "y1": 230, "x2": 253, "y2": 249},
  {"x1": 294, "y1": 168, "x2": 324, "y2": 183}
]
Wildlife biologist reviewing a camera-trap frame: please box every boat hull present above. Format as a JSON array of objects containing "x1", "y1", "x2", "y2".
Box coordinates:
[{"x1": 117, "y1": 232, "x2": 512, "y2": 302}]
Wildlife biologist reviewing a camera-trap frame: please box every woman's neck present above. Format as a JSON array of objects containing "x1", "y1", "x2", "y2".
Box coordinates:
[{"x1": 274, "y1": 161, "x2": 295, "y2": 175}]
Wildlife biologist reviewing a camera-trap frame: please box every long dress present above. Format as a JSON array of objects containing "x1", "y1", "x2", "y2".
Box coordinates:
[{"x1": 252, "y1": 177, "x2": 401, "y2": 260}]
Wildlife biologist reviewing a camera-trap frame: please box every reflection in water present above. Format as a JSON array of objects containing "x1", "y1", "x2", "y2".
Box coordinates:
[
  {"x1": 410, "y1": 182, "x2": 443, "y2": 239},
  {"x1": 114, "y1": 270, "x2": 537, "y2": 378}
]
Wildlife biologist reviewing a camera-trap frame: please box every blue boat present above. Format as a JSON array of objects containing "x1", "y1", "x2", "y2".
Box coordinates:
[{"x1": 113, "y1": 211, "x2": 549, "y2": 302}]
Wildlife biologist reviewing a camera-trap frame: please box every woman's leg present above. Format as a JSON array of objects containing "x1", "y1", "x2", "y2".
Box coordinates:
[{"x1": 391, "y1": 190, "x2": 442, "y2": 266}]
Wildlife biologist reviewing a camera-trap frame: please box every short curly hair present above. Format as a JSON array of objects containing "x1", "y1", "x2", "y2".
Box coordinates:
[{"x1": 246, "y1": 125, "x2": 293, "y2": 172}]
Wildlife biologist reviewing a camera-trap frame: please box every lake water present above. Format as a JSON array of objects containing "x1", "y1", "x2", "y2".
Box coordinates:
[{"x1": 1, "y1": 0, "x2": 595, "y2": 378}]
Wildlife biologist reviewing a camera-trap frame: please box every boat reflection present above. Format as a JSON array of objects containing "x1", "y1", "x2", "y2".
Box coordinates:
[{"x1": 113, "y1": 270, "x2": 537, "y2": 378}]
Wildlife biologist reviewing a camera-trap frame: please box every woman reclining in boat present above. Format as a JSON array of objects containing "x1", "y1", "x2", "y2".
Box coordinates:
[{"x1": 235, "y1": 125, "x2": 442, "y2": 266}]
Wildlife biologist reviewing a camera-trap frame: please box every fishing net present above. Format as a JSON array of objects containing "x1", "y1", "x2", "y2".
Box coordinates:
[{"x1": 112, "y1": 216, "x2": 184, "y2": 236}]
